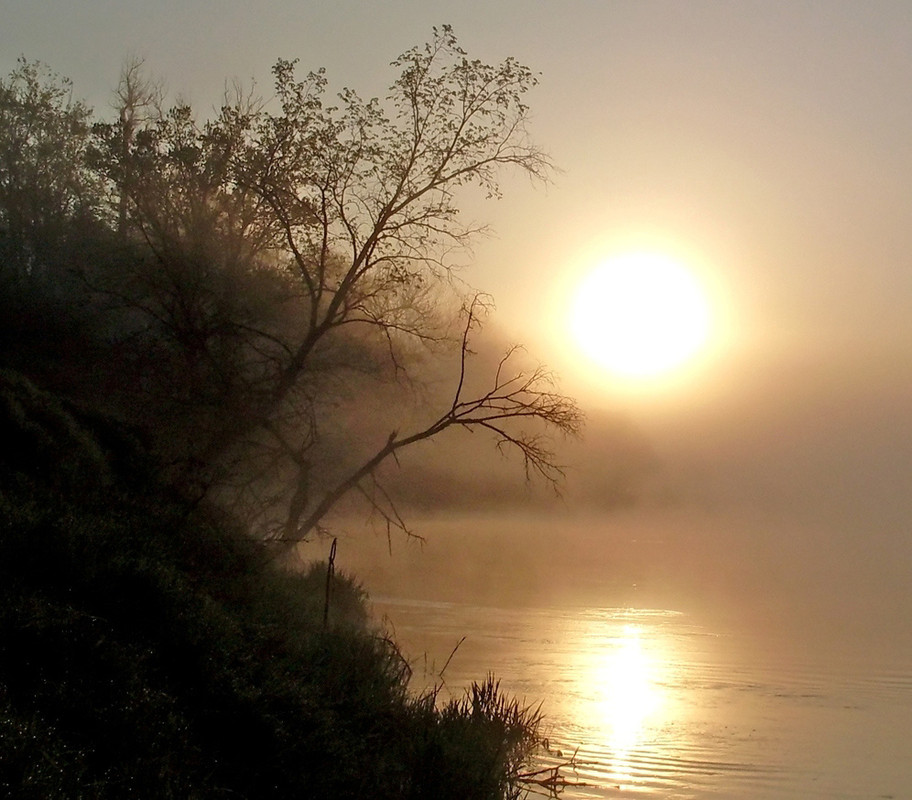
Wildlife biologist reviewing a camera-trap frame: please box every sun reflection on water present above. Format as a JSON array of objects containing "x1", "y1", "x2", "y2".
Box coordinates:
[
  {"x1": 600, "y1": 625, "x2": 660, "y2": 749},
  {"x1": 582, "y1": 618, "x2": 668, "y2": 787}
]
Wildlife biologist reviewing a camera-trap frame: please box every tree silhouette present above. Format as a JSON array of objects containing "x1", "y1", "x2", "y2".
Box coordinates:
[
  {"x1": 70, "y1": 28, "x2": 584, "y2": 544},
  {"x1": 0, "y1": 58, "x2": 102, "y2": 287}
]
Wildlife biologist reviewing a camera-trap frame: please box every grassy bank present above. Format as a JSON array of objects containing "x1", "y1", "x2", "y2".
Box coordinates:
[{"x1": 0, "y1": 370, "x2": 543, "y2": 799}]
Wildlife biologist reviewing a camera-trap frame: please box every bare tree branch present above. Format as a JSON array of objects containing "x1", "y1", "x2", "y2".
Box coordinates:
[
  {"x1": 274, "y1": 296, "x2": 581, "y2": 547},
  {"x1": 91, "y1": 28, "x2": 576, "y2": 544}
]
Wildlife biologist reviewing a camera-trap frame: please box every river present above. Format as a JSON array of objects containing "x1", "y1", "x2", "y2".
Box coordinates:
[{"x1": 373, "y1": 598, "x2": 912, "y2": 799}]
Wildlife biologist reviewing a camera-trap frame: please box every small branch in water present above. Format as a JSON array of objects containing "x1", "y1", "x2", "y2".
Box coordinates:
[{"x1": 517, "y1": 745, "x2": 587, "y2": 797}]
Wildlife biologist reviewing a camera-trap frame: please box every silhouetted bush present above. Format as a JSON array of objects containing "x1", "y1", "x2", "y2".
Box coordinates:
[{"x1": 0, "y1": 372, "x2": 543, "y2": 799}]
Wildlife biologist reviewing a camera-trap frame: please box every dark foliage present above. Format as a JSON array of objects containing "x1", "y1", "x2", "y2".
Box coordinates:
[
  {"x1": 0, "y1": 34, "x2": 580, "y2": 546},
  {"x1": 0, "y1": 371, "x2": 543, "y2": 799},
  {"x1": 0, "y1": 41, "x2": 559, "y2": 798}
]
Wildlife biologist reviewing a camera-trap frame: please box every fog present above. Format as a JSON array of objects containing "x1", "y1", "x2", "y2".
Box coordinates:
[
  {"x1": 7, "y1": 6, "x2": 912, "y2": 798},
  {"x1": 10, "y1": 0, "x2": 912, "y2": 655},
  {"x1": 299, "y1": 328, "x2": 912, "y2": 657}
]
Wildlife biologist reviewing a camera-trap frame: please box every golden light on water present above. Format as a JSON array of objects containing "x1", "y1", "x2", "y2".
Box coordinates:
[
  {"x1": 598, "y1": 625, "x2": 661, "y2": 752},
  {"x1": 575, "y1": 618, "x2": 671, "y2": 788}
]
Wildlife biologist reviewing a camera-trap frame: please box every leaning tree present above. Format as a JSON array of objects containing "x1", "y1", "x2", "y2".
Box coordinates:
[{"x1": 90, "y1": 27, "x2": 582, "y2": 546}]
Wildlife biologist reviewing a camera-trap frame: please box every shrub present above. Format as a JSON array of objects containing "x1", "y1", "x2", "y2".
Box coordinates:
[{"x1": 0, "y1": 372, "x2": 544, "y2": 799}]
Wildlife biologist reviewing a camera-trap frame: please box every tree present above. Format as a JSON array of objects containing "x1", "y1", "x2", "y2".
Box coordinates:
[
  {"x1": 92, "y1": 27, "x2": 583, "y2": 546},
  {"x1": 0, "y1": 59, "x2": 119, "y2": 396},
  {"x1": 0, "y1": 58, "x2": 103, "y2": 288},
  {"x1": 112, "y1": 56, "x2": 163, "y2": 235}
]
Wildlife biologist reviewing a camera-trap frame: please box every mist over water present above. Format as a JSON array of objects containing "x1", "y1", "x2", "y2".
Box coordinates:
[
  {"x1": 324, "y1": 506, "x2": 912, "y2": 654},
  {"x1": 311, "y1": 501, "x2": 912, "y2": 797}
]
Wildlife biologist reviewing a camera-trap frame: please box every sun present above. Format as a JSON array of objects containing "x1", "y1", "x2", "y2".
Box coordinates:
[{"x1": 570, "y1": 252, "x2": 711, "y2": 379}]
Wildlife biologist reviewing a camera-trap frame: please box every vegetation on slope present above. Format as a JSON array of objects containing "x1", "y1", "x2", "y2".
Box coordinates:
[
  {"x1": 0, "y1": 370, "x2": 543, "y2": 799},
  {"x1": 0, "y1": 35, "x2": 566, "y2": 798}
]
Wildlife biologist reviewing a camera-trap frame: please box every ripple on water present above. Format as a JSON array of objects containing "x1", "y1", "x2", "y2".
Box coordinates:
[{"x1": 373, "y1": 599, "x2": 912, "y2": 800}]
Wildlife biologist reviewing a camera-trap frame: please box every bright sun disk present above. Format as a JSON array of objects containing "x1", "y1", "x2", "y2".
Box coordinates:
[{"x1": 571, "y1": 252, "x2": 711, "y2": 379}]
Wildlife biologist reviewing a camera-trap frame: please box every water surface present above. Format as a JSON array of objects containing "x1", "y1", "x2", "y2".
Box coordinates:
[{"x1": 374, "y1": 598, "x2": 912, "y2": 799}]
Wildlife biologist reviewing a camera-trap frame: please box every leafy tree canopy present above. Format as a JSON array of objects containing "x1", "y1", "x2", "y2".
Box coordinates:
[{"x1": 0, "y1": 28, "x2": 582, "y2": 547}]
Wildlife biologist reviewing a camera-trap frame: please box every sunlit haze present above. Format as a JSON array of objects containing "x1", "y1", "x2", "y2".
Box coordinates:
[{"x1": 6, "y1": 3, "x2": 912, "y2": 797}]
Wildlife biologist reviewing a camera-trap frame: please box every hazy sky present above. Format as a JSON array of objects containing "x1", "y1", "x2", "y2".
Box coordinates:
[
  {"x1": 7, "y1": 3, "x2": 912, "y2": 381},
  {"x1": 7, "y1": 2, "x2": 912, "y2": 629}
]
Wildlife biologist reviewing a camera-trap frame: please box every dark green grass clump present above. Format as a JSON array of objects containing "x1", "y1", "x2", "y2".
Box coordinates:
[{"x1": 0, "y1": 371, "x2": 542, "y2": 799}]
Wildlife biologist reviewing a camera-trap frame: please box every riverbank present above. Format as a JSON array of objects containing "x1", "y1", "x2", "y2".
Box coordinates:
[{"x1": 0, "y1": 371, "x2": 545, "y2": 799}]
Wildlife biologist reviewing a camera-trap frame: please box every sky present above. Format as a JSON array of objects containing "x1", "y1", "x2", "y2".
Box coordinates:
[{"x1": 6, "y1": 1, "x2": 912, "y2": 639}]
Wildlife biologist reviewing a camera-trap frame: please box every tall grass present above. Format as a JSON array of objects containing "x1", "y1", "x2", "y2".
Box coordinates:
[{"x1": 0, "y1": 371, "x2": 546, "y2": 799}]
